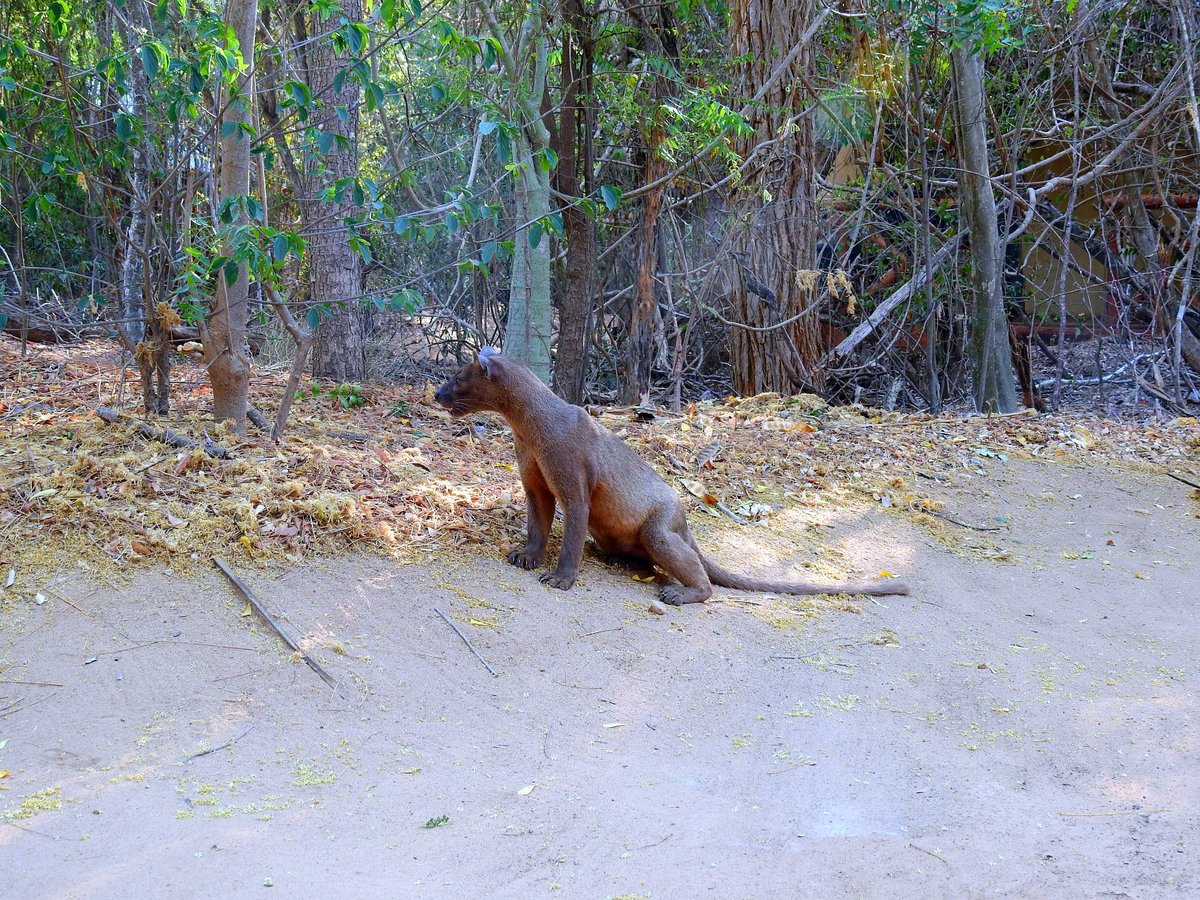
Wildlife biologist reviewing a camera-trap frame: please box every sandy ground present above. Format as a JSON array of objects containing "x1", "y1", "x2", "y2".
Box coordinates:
[{"x1": 1, "y1": 458, "x2": 1197, "y2": 899}]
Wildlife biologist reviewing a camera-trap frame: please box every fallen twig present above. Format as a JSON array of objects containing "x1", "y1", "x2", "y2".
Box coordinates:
[
  {"x1": 213, "y1": 556, "x2": 345, "y2": 699},
  {"x1": 434, "y1": 607, "x2": 498, "y2": 677},
  {"x1": 767, "y1": 760, "x2": 817, "y2": 774},
  {"x1": 921, "y1": 508, "x2": 1005, "y2": 532},
  {"x1": 82, "y1": 531, "x2": 125, "y2": 568},
  {"x1": 95, "y1": 406, "x2": 233, "y2": 459},
  {"x1": 715, "y1": 500, "x2": 747, "y2": 525},
  {"x1": 247, "y1": 405, "x2": 270, "y2": 432},
  {"x1": 0, "y1": 691, "x2": 59, "y2": 718},
  {"x1": 183, "y1": 724, "x2": 256, "y2": 762},
  {"x1": 1135, "y1": 375, "x2": 1190, "y2": 415},
  {"x1": 908, "y1": 842, "x2": 949, "y2": 865},
  {"x1": 211, "y1": 668, "x2": 269, "y2": 683},
  {"x1": 631, "y1": 833, "x2": 673, "y2": 850},
  {"x1": 1058, "y1": 808, "x2": 1172, "y2": 817},
  {"x1": 1165, "y1": 471, "x2": 1200, "y2": 490},
  {"x1": 0, "y1": 679, "x2": 64, "y2": 687}
]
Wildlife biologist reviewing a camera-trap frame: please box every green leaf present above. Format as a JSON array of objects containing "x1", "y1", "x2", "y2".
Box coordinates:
[
  {"x1": 528, "y1": 222, "x2": 544, "y2": 249},
  {"x1": 344, "y1": 22, "x2": 365, "y2": 55},
  {"x1": 139, "y1": 44, "x2": 160, "y2": 81},
  {"x1": 316, "y1": 130, "x2": 335, "y2": 154},
  {"x1": 600, "y1": 184, "x2": 621, "y2": 211},
  {"x1": 537, "y1": 147, "x2": 559, "y2": 173},
  {"x1": 287, "y1": 80, "x2": 312, "y2": 109},
  {"x1": 366, "y1": 82, "x2": 385, "y2": 112},
  {"x1": 349, "y1": 236, "x2": 372, "y2": 264},
  {"x1": 480, "y1": 240, "x2": 499, "y2": 265},
  {"x1": 388, "y1": 289, "x2": 422, "y2": 313},
  {"x1": 48, "y1": 0, "x2": 70, "y2": 38},
  {"x1": 272, "y1": 234, "x2": 289, "y2": 262},
  {"x1": 495, "y1": 128, "x2": 511, "y2": 164}
]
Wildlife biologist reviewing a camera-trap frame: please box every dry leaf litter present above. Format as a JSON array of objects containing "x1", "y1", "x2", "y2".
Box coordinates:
[{"x1": 2, "y1": 338, "x2": 1197, "y2": 595}]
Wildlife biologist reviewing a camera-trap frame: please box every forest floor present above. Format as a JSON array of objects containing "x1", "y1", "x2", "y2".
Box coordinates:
[
  {"x1": 1, "y1": 336, "x2": 1199, "y2": 896},
  {"x1": 1, "y1": 459, "x2": 1197, "y2": 897}
]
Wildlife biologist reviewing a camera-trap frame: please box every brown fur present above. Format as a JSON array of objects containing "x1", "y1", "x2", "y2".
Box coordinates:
[{"x1": 435, "y1": 350, "x2": 910, "y2": 605}]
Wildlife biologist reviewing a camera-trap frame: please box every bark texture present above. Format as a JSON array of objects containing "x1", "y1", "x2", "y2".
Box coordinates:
[
  {"x1": 729, "y1": 0, "x2": 822, "y2": 396},
  {"x1": 300, "y1": 0, "x2": 366, "y2": 382},
  {"x1": 550, "y1": 0, "x2": 596, "y2": 404}
]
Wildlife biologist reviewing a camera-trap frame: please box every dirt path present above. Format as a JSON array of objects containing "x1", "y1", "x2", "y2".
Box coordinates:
[{"x1": 1, "y1": 459, "x2": 1197, "y2": 898}]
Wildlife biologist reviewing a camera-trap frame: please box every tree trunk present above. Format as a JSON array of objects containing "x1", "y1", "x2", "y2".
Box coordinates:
[
  {"x1": 617, "y1": 0, "x2": 676, "y2": 404},
  {"x1": 621, "y1": 122, "x2": 666, "y2": 405},
  {"x1": 504, "y1": 130, "x2": 554, "y2": 383},
  {"x1": 729, "y1": 0, "x2": 822, "y2": 396},
  {"x1": 477, "y1": 0, "x2": 554, "y2": 381},
  {"x1": 205, "y1": 0, "x2": 257, "y2": 432},
  {"x1": 550, "y1": 0, "x2": 596, "y2": 404},
  {"x1": 301, "y1": 0, "x2": 366, "y2": 382},
  {"x1": 114, "y1": 7, "x2": 171, "y2": 415},
  {"x1": 950, "y1": 45, "x2": 1019, "y2": 413}
]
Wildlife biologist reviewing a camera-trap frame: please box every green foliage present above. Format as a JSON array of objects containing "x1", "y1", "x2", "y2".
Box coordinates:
[{"x1": 327, "y1": 382, "x2": 367, "y2": 409}]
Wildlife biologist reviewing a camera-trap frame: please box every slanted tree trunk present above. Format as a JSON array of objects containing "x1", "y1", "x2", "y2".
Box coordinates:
[
  {"x1": 729, "y1": 0, "x2": 822, "y2": 396},
  {"x1": 950, "y1": 45, "x2": 1019, "y2": 413},
  {"x1": 205, "y1": 0, "x2": 257, "y2": 432},
  {"x1": 301, "y1": 0, "x2": 366, "y2": 382},
  {"x1": 550, "y1": 0, "x2": 596, "y2": 404}
]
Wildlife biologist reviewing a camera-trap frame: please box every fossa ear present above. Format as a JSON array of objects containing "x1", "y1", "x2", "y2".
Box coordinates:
[{"x1": 477, "y1": 347, "x2": 502, "y2": 377}]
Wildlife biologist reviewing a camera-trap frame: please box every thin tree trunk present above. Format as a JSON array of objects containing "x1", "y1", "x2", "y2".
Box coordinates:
[
  {"x1": 205, "y1": 0, "x2": 257, "y2": 432},
  {"x1": 114, "y1": 6, "x2": 170, "y2": 415},
  {"x1": 950, "y1": 44, "x2": 1019, "y2": 413},
  {"x1": 621, "y1": 120, "x2": 666, "y2": 405}
]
